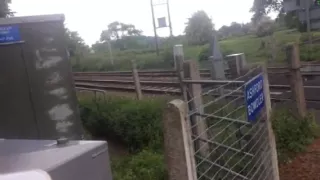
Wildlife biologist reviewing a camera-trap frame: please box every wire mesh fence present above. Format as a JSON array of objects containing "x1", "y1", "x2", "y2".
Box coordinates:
[{"x1": 182, "y1": 64, "x2": 277, "y2": 180}]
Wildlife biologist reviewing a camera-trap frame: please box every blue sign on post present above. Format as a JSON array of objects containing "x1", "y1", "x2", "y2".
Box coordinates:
[
  {"x1": 0, "y1": 25, "x2": 21, "y2": 44},
  {"x1": 245, "y1": 74, "x2": 265, "y2": 122}
]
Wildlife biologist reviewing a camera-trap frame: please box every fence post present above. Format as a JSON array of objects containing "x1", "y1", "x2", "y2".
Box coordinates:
[
  {"x1": 183, "y1": 60, "x2": 209, "y2": 156},
  {"x1": 262, "y1": 65, "x2": 280, "y2": 180},
  {"x1": 209, "y1": 56, "x2": 226, "y2": 80},
  {"x1": 163, "y1": 99, "x2": 197, "y2": 180},
  {"x1": 174, "y1": 44, "x2": 184, "y2": 71},
  {"x1": 286, "y1": 43, "x2": 307, "y2": 118},
  {"x1": 174, "y1": 45, "x2": 188, "y2": 101},
  {"x1": 131, "y1": 59, "x2": 142, "y2": 100}
]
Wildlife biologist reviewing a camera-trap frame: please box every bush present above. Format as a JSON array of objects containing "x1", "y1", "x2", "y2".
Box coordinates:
[
  {"x1": 256, "y1": 21, "x2": 275, "y2": 37},
  {"x1": 79, "y1": 95, "x2": 166, "y2": 152},
  {"x1": 198, "y1": 44, "x2": 210, "y2": 61},
  {"x1": 112, "y1": 150, "x2": 167, "y2": 180},
  {"x1": 161, "y1": 47, "x2": 174, "y2": 67},
  {"x1": 272, "y1": 107, "x2": 320, "y2": 163}
]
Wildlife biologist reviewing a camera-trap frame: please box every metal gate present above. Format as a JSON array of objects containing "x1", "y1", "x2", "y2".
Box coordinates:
[{"x1": 182, "y1": 64, "x2": 279, "y2": 180}]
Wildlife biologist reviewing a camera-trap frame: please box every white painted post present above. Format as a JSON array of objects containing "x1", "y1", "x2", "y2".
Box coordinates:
[
  {"x1": 174, "y1": 45, "x2": 188, "y2": 101},
  {"x1": 174, "y1": 44, "x2": 184, "y2": 71}
]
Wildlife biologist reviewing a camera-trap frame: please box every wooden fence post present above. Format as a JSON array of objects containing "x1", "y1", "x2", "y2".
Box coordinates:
[
  {"x1": 286, "y1": 43, "x2": 307, "y2": 118},
  {"x1": 262, "y1": 65, "x2": 280, "y2": 180},
  {"x1": 131, "y1": 59, "x2": 142, "y2": 100},
  {"x1": 184, "y1": 60, "x2": 209, "y2": 156},
  {"x1": 163, "y1": 99, "x2": 197, "y2": 180}
]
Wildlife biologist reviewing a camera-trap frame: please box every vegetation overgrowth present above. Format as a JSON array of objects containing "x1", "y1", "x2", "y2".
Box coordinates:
[
  {"x1": 72, "y1": 30, "x2": 320, "y2": 72},
  {"x1": 79, "y1": 93, "x2": 320, "y2": 179}
]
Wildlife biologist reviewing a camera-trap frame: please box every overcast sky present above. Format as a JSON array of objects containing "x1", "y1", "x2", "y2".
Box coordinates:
[{"x1": 11, "y1": 0, "x2": 256, "y2": 45}]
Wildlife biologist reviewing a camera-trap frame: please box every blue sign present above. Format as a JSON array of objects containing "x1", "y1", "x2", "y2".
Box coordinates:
[
  {"x1": 0, "y1": 25, "x2": 21, "y2": 44},
  {"x1": 245, "y1": 74, "x2": 265, "y2": 122}
]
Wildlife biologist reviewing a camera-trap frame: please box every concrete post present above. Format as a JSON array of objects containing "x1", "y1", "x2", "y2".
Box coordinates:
[
  {"x1": 184, "y1": 60, "x2": 209, "y2": 156},
  {"x1": 131, "y1": 59, "x2": 142, "y2": 100},
  {"x1": 226, "y1": 53, "x2": 247, "y2": 77},
  {"x1": 174, "y1": 44, "x2": 184, "y2": 71},
  {"x1": 209, "y1": 56, "x2": 226, "y2": 80},
  {"x1": 163, "y1": 99, "x2": 197, "y2": 180},
  {"x1": 262, "y1": 65, "x2": 280, "y2": 180},
  {"x1": 174, "y1": 45, "x2": 188, "y2": 101},
  {"x1": 286, "y1": 44, "x2": 307, "y2": 118}
]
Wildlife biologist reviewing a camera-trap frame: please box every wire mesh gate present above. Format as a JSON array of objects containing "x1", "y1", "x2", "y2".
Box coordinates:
[{"x1": 180, "y1": 63, "x2": 278, "y2": 180}]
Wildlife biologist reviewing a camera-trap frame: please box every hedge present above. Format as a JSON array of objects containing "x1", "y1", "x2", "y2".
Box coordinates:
[
  {"x1": 79, "y1": 95, "x2": 166, "y2": 153},
  {"x1": 78, "y1": 94, "x2": 320, "y2": 178}
]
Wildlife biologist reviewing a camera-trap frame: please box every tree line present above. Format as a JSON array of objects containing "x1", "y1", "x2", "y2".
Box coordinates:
[{"x1": 0, "y1": 0, "x2": 307, "y2": 56}]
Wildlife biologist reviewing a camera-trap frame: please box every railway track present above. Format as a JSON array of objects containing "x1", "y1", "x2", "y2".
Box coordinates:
[{"x1": 73, "y1": 65, "x2": 320, "y2": 108}]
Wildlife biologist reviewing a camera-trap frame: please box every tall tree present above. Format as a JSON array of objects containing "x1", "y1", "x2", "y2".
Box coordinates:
[
  {"x1": 100, "y1": 21, "x2": 142, "y2": 42},
  {"x1": 184, "y1": 10, "x2": 214, "y2": 45},
  {"x1": 99, "y1": 21, "x2": 142, "y2": 50},
  {"x1": 250, "y1": 0, "x2": 282, "y2": 23},
  {"x1": 0, "y1": 0, "x2": 13, "y2": 18},
  {"x1": 65, "y1": 28, "x2": 89, "y2": 57}
]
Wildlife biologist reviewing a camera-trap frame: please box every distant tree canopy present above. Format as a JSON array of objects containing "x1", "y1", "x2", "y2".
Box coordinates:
[
  {"x1": 255, "y1": 16, "x2": 276, "y2": 37},
  {"x1": 250, "y1": 0, "x2": 282, "y2": 24},
  {"x1": 97, "y1": 21, "x2": 144, "y2": 51},
  {"x1": 184, "y1": 10, "x2": 215, "y2": 45},
  {"x1": 218, "y1": 22, "x2": 253, "y2": 39},
  {"x1": 100, "y1": 21, "x2": 142, "y2": 42},
  {"x1": 65, "y1": 28, "x2": 90, "y2": 57},
  {"x1": 0, "y1": 0, "x2": 13, "y2": 18}
]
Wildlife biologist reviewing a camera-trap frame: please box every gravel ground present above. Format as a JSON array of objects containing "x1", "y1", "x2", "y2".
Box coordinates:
[{"x1": 279, "y1": 138, "x2": 320, "y2": 180}]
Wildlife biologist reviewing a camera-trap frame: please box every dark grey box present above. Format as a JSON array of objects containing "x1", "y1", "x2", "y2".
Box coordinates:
[
  {"x1": 0, "y1": 139, "x2": 113, "y2": 180},
  {"x1": 0, "y1": 14, "x2": 83, "y2": 140}
]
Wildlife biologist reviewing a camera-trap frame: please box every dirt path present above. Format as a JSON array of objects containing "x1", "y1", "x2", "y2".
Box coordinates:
[
  {"x1": 107, "y1": 139, "x2": 129, "y2": 159},
  {"x1": 280, "y1": 138, "x2": 320, "y2": 180}
]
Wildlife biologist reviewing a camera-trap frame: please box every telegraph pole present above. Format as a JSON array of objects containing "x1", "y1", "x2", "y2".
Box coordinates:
[
  {"x1": 306, "y1": 0, "x2": 312, "y2": 44},
  {"x1": 150, "y1": 0, "x2": 173, "y2": 55},
  {"x1": 150, "y1": 0, "x2": 160, "y2": 56},
  {"x1": 166, "y1": 0, "x2": 173, "y2": 37}
]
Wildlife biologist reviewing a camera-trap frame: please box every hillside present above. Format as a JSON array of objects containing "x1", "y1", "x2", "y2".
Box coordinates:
[{"x1": 72, "y1": 29, "x2": 320, "y2": 72}]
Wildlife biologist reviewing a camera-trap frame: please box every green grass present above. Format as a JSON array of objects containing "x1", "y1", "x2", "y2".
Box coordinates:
[
  {"x1": 73, "y1": 29, "x2": 320, "y2": 72},
  {"x1": 220, "y1": 29, "x2": 320, "y2": 62},
  {"x1": 272, "y1": 106, "x2": 320, "y2": 163}
]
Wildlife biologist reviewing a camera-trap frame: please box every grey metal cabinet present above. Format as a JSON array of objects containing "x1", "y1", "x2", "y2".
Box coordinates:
[{"x1": 0, "y1": 14, "x2": 83, "y2": 140}]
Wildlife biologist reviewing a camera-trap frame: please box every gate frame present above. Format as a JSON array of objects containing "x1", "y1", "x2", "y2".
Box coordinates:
[{"x1": 163, "y1": 60, "x2": 280, "y2": 180}]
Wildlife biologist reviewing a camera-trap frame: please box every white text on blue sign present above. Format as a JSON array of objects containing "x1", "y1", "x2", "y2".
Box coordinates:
[{"x1": 245, "y1": 74, "x2": 265, "y2": 122}]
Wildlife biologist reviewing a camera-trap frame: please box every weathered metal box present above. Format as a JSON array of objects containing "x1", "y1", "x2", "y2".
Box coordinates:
[
  {"x1": 0, "y1": 14, "x2": 83, "y2": 140},
  {"x1": 0, "y1": 139, "x2": 113, "y2": 180}
]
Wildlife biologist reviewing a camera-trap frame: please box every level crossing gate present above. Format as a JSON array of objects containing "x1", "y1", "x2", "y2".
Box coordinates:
[{"x1": 163, "y1": 60, "x2": 279, "y2": 180}]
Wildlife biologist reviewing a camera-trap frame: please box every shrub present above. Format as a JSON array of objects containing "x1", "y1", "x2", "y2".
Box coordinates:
[
  {"x1": 79, "y1": 95, "x2": 166, "y2": 152},
  {"x1": 112, "y1": 150, "x2": 167, "y2": 180},
  {"x1": 198, "y1": 44, "x2": 210, "y2": 61},
  {"x1": 272, "y1": 107, "x2": 320, "y2": 163},
  {"x1": 161, "y1": 47, "x2": 174, "y2": 67}
]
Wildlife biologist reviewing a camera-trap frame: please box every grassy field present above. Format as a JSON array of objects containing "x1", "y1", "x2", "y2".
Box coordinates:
[{"x1": 72, "y1": 29, "x2": 320, "y2": 72}]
